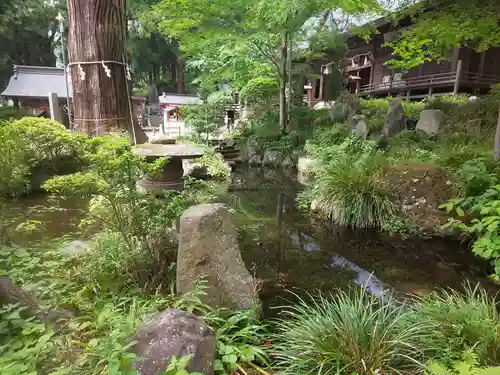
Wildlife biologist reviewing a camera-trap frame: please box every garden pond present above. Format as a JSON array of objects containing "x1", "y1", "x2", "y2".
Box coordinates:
[{"x1": 6, "y1": 166, "x2": 495, "y2": 316}]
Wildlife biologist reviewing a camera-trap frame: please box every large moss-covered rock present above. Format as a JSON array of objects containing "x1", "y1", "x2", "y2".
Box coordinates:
[
  {"x1": 177, "y1": 203, "x2": 261, "y2": 310},
  {"x1": 133, "y1": 309, "x2": 215, "y2": 375}
]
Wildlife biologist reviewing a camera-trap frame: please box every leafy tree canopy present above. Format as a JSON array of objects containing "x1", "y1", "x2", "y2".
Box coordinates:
[
  {"x1": 0, "y1": 0, "x2": 65, "y2": 90},
  {"x1": 385, "y1": 0, "x2": 500, "y2": 69}
]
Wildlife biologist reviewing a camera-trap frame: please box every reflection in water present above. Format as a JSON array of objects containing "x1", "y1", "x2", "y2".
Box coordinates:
[
  {"x1": 290, "y1": 231, "x2": 390, "y2": 298},
  {"x1": 229, "y1": 166, "x2": 493, "y2": 314}
]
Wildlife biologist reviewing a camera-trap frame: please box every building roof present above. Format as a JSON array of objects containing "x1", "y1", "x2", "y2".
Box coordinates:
[
  {"x1": 1, "y1": 65, "x2": 198, "y2": 105},
  {"x1": 159, "y1": 94, "x2": 201, "y2": 105},
  {"x1": 1, "y1": 65, "x2": 72, "y2": 99}
]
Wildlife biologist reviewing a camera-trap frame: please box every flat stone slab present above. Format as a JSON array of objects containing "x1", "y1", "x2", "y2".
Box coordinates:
[{"x1": 133, "y1": 144, "x2": 204, "y2": 158}]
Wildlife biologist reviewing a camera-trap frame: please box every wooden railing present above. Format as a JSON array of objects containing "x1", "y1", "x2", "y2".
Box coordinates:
[
  {"x1": 359, "y1": 71, "x2": 457, "y2": 94},
  {"x1": 359, "y1": 70, "x2": 500, "y2": 95}
]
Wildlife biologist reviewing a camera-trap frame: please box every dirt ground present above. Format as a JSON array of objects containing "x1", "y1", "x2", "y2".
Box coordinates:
[{"x1": 384, "y1": 161, "x2": 454, "y2": 235}]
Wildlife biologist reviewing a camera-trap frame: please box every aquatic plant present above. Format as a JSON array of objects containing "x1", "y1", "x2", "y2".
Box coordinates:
[
  {"x1": 272, "y1": 286, "x2": 430, "y2": 375},
  {"x1": 305, "y1": 153, "x2": 397, "y2": 228},
  {"x1": 381, "y1": 216, "x2": 420, "y2": 238},
  {"x1": 409, "y1": 284, "x2": 500, "y2": 366}
]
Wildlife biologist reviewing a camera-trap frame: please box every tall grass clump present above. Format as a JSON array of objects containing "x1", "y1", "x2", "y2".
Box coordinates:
[
  {"x1": 306, "y1": 153, "x2": 397, "y2": 228},
  {"x1": 272, "y1": 286, "x2": 430, "y2": 375},
  {"x1": 409, "y1": 284, "x2": 500, "y2": 366}
]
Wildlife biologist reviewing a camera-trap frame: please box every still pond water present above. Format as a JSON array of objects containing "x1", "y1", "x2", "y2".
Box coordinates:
[{"x1": 8, "y1": 167, "x2": 494, "y2": 314}]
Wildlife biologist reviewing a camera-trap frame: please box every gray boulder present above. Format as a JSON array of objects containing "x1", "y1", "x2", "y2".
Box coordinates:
[
  {"x1": 350, "y1": 114, "x2": 369, "y2": 140},
  {"x1": 282, "y1": 154, "x2": 297, "y2": 168},
  {"x1": 384, "y1": 99, "x2": 405, "y2": 137},
  {"x1": 416, "y1": 109, "x2": 446, "y2": 135},
  {"x1": 133, "y1": 309, "x2": 215, "y2": 375},
  {"x1": 262, "y1": 149, "x2": 284, "y2": 166},
  {"x1": 177, "y1": 203, "x2": 261, "y2": 310}
]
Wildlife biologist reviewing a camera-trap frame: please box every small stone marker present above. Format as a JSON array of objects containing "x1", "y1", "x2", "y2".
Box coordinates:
[{"x1": 351, "y1": 114, "x2": 368, "y2": 140}]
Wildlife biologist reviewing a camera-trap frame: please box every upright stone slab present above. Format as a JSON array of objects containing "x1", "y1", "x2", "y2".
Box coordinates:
[
  {"x1": 384, "y1": 99, "x2": 405, "y2": 137},
  {"x1": 133, "y1": 309, "x2": 215, "y2": 375},
  {"x1": 48, "y1": 92, "x2": 62, "y2": 124},
  {"x1": 416, "y1": 109, "x2": 446, "y2": 135},
  {"x1": 351, "y1": 114, "x2": 368, "y2": 140},
  {"x1": 177, "y1": 203, "x2": 260, "y2": 310}
]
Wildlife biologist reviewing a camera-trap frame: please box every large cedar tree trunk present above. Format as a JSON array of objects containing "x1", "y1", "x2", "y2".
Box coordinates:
[{"x1": 67, "y1": 0, "x2": 132, "y2": 136}]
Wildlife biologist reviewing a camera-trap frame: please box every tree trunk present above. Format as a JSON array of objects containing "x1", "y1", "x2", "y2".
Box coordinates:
[
  {"x1": 494, "y1": 104, "x2": 500, "y2": 161},
  {"x1": 177, "y1": 56, "x2": 185, "y2": 94},
  {"x1": 66, "y1": 0, "x2": 132, "y2": 136},
  {"x1": 278, "y1": 32, "x2": 288, "y2": 134}
]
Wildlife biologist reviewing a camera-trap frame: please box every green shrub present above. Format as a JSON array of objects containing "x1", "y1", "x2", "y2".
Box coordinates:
[
  {"x1": 242, "y1": 110, "x2": 281, "y2": 138},
  {"x1": 272, "y1": 287, "x2": 430, "y2": 375},
  {"x1": 423, "y1": 94, "x2": 470, "y2": 115},
  {"x1": 441, "y1": 185, "x2": 500, "y2": 278},
  {"x1": 454, "y1": 158, "x2": 498, "y2": 196},
  {"x1": 240, "y1": 77, "x2": 279, "y2": 106},
  {"x1": 403, "y1": 100, "x2": 426, "y2": 120},
  {"x1": 361, "y1": 97, "x2": 390, "y2": 117},
  {"x1": 44, "y1": 136, "x2": 221, "y2": 290},
  {"x1": 304, "y1": 123, "x2": 350, "y2": 157},
  {"x1": 304, "y1": 154, "x2": 397, "y2": 228},
  {"x1": 409, "y1": 284, "x2": 500, "y2": 366},
  {"x1": 0, "y1": 117, "x2": 87, "y2": 196},
  {"x1": 193, "y1": 148, "x2": 231, "y2": 181},
  {"x1": 0, "y1": 106, "x2": 24, "y2": 122},
  {"x1": 42, "y1": 171, "x2": 102, "y2": 197},
  {"x1": 204, "y1": 308, "x2": 269, "y2": 375},
  {"x1": 0, "y1": 245, "x2": 206, "y2": 375},
  {"x1": 425, "y1": 350, "x2": 500, "y2": 375},
  {"x1": 434, "y1": 143, "x2": 492, "y2": 172}
]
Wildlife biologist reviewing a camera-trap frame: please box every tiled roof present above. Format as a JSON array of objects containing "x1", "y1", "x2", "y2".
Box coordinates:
[{"x1": 1, "y1": 65, "x2": 72, "y2": 99}]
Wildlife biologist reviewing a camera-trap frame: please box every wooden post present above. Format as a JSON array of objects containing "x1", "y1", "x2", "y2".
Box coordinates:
[
  {"x1": 451, "y1": 47, "x2": 460, "y2": 71},
  {"x1": 428, "y1": 86, "x2": 434, "y2": 97},
  {"x1": 319, "y1": 73, "x2": 324, "y2": 101},
  {"x1": 454, "y1": 59, "x2": 463, "y2": 94},
  {"x1": 48, "y1": 92, "x2": 63, "y2": 124}
]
